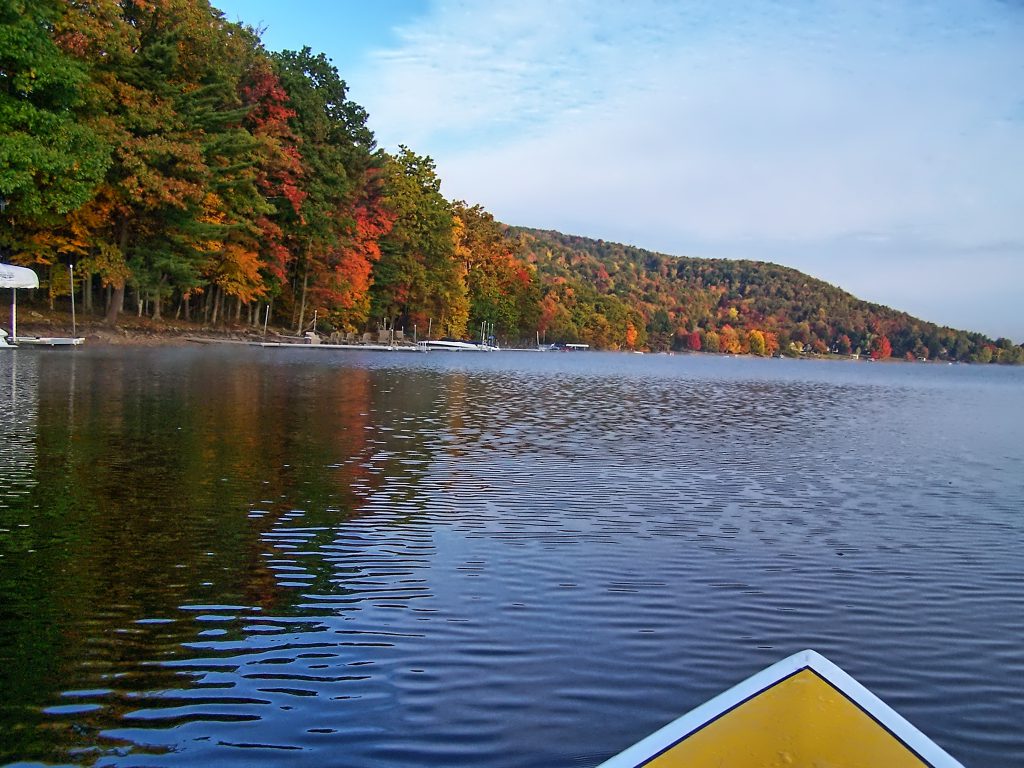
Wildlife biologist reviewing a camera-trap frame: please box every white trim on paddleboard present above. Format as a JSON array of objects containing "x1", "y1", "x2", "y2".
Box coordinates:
[{"x1": 597, "y1": 649, "x2": 963, "y2": 768}]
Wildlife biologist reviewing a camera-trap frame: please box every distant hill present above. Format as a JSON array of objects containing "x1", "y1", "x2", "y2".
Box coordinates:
[{"x1": 508, "y1": 227, "x2": 1021, "y2": 363}]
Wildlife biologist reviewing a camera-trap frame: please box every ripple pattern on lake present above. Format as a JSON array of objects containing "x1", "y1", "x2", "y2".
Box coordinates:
[
  {"x1": 0, "y1": 354, "x2": 39, "y2": 512},
  {"x1": 0, "y1": 351, "x2": 1022, "y2": 767}
]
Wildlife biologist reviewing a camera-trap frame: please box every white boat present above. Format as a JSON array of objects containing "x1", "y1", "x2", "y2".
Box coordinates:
[
  {"x1": 542, "y1": 342, "x2": 590, "y2": 351},
  {"x1": 417, "y1": 339, "x2": 500, "y2": 352},
  {"x1": 598, "y1": 649, "x2": 963, "y2": 768},
  {"x1": 14, "y1": 335, "x2": 85, "y2": 347}
]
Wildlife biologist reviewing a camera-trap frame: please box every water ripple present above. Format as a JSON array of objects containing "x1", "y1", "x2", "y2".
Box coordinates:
[{"x1": 1, "y1": 352, "x2": 1021, "y2": 766}]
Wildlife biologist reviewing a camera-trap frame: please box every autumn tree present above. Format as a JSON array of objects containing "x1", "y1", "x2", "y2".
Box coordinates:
[
  {"x1": 310, "y1": 166, "x2": 395, "y2": 330},
  {"x1": 0, "y1": 0, "x2": 109, "y2": 262},
  {"x1": 372, "y1": 147, "x2": 464, "y2": 336},
  {"x1": 748, "y1": 328, "x2": 766, "y2": 356},
  {"x1": 237, "y1": 54, "x2": 305, "y2": 321},
  {"x1": 536, "y1": 286, "x2": 577, "y2": 342},
  {"x1": 624, "y1": 322, "x2": 639, "y2": 349},
  {"x1": 56, "y1": 0, "x2": 223, "y2": 323},
  {"x1": 719, "y1": 324, "x2": 741, "y2": 354},
  {"x1": 272, "y1": 46, "x2": 375, "y2": 332},
  {"x1": 453, "y1": 201, "x2": 538, "y2": 341},
  {"x1": 870, "y1": 334, "x2": 892, "y2": 360}
]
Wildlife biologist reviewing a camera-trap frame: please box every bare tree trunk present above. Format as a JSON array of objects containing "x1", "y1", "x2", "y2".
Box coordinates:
[
  {"x1": 105, "y1": 220, "x2": 129, "y2": 325},
  {"x1": 152, "y1": 276, "x2": 165, "y2": 321},
  {"x1": 105, "y1": 283, "x2": 125, "y2": 325},
  {"x1": 210, "y1": 286, "x2": 220, "y2": 326}
]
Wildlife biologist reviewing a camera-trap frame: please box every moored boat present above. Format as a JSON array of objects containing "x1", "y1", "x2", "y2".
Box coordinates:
[
  {"x1": 598, "y1": 649, "x2": 963, "y2": 768},
  {"x1": 541, "y1": 342, "x2": 590, "y2": 351},
  {"x1": 13, "y1": 335, "x2": 85, "y2": 347},
  {"x1": 417, "y1": 338, "x2": 499, "y2": 352}
]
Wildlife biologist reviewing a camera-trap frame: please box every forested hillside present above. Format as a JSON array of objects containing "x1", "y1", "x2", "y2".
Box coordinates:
[
  {"x1": 0, "y1": 1, "x2": 1019, "y2": 363},
  {"x1": 512, "y1": 229, "x2": 1022, "y2": 363}
]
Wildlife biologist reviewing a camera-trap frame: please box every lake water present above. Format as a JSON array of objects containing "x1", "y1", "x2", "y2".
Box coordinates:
[{"x1": 0, "y1": 348, "x2": 1021, "y2": 767}]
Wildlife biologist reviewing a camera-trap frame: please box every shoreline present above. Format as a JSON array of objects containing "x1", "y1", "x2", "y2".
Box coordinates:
[
  {"x1": 9, "y1": 313, "x2": 285, "y2": 347},
  {"x1": 0, "y1": 313, "x2": 987, "y2": 361}
]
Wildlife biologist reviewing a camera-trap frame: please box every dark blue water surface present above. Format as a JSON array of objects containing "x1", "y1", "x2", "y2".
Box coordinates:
[{"x1": 1, "y1": 348, "x2": 1021, "y2": 767}]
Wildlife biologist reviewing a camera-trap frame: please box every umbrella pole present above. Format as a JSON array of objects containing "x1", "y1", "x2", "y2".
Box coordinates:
[{"x1": 69, "y1": 264, "x2": 77, "y2": 338}]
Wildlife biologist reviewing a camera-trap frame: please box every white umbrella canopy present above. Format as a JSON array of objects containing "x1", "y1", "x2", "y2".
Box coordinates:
[
  {"x1": 0, "y1": 263, "x2": 39, "y2": 289},
  {"x1": 1, "y1": 263, "x2": 40, "y2": 342}
]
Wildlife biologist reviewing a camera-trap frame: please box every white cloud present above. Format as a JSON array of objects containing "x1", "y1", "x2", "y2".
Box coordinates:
[
  {"x1": 436, "y1": 50, "x2": 1022, "y2": 243},
  {"x1": 355, "y1": 0, "x2": 1024, "y2": 338}
]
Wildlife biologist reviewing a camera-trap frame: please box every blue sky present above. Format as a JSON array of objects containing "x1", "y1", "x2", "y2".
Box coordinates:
[{"x1": 215, "y1": 0, "x2": 1024, "y2": 341}]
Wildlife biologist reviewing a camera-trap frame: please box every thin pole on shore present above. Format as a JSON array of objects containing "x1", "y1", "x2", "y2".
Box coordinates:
[
  {"x1": 69, "y1": 263, "x2": 77, "y2": 339},
  {"x1": 263, "y1": 302, "x2": 270, "y2": 336},
  {"x1": 1, "y1": 197, "x2": 13, "y2": 341}
]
